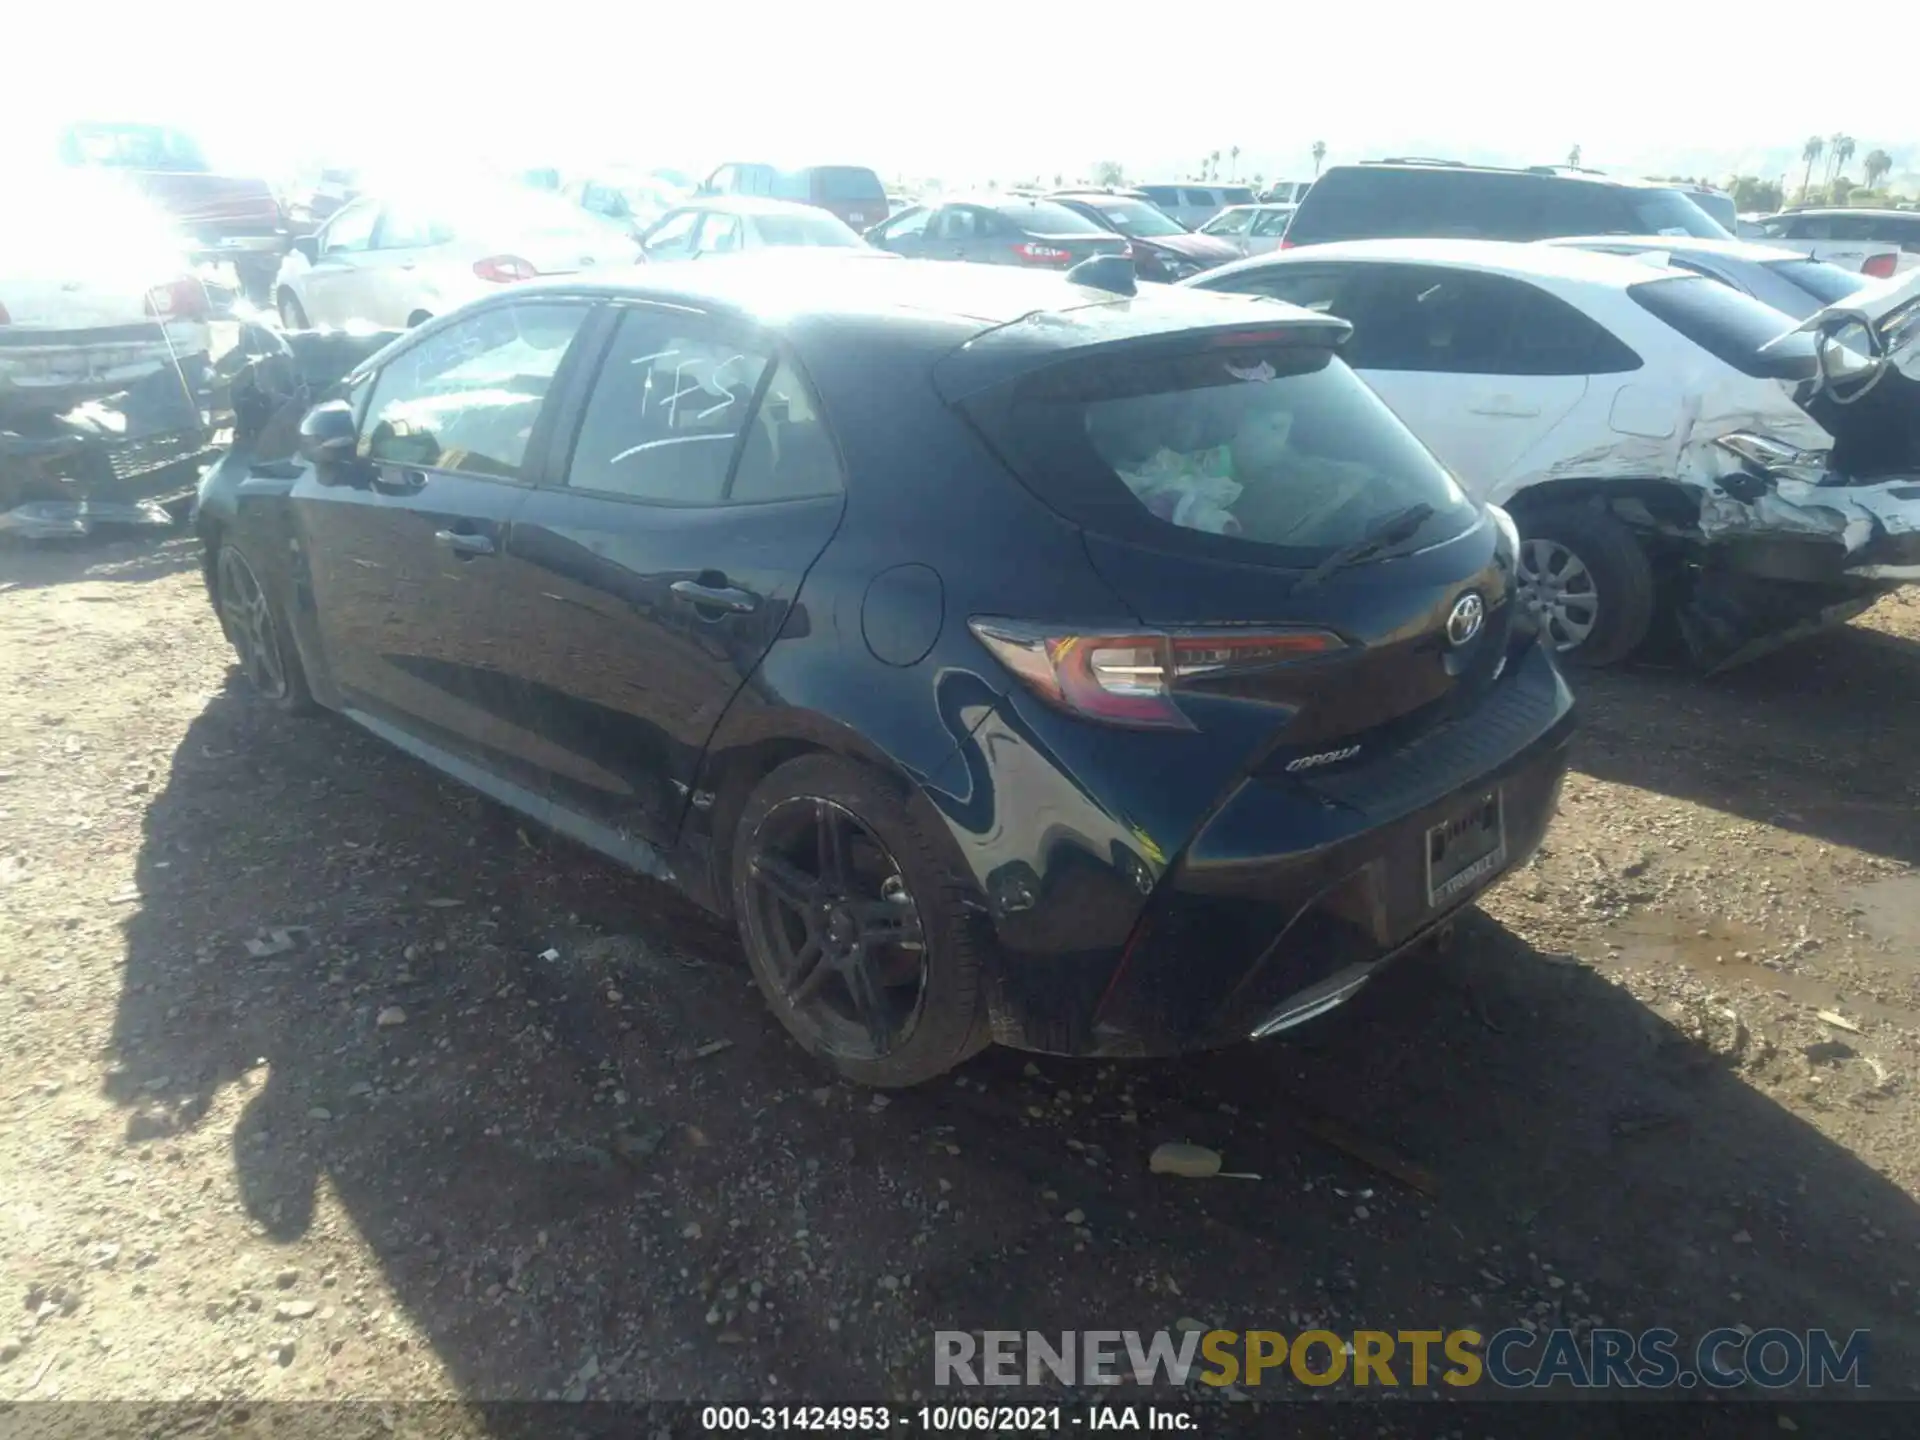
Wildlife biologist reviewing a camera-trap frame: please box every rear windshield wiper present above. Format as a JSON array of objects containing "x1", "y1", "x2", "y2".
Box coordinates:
[{"x1": 1290, "y1": 502, "x2": 1435, "y2": 595}]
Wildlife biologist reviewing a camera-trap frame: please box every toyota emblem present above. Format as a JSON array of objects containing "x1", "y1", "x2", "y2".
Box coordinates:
[{"x1": 1446, "y1": 592, "x2": 1486, "y2": 647}]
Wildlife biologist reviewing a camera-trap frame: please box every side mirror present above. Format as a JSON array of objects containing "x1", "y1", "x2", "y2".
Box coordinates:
[
  {"x1": 297, "y1": 400, "x2": 359, "y2": 466},
  {"x1": 293, "y1": 235, "x2": 320, "y2": 264}
]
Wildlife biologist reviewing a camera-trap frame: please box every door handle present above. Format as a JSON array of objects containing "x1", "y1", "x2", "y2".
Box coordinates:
[
  {"x1": 434, "y1": 529, "x2": 496, "y2": 557},
  {"x1": 671, "y1": 579, "x2": 757, "y2": 614}
]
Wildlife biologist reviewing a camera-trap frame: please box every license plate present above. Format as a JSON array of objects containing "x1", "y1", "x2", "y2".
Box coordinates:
[{"x1": 1426, "y1": 790, "x2": 1506, "y2": 907}]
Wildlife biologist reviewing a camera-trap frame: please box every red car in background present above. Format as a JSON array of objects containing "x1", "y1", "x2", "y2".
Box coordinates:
[{"x1": 58, "y1": 122, "x2": 289, "y2": 304}]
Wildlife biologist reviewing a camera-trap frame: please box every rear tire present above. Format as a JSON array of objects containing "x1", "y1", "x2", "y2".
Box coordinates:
[
  {"x1": 215, "y1": 539, "x2": 315, "y2": 715},
  {"x1": 731, "y1": 754, "x2": 990, "y2": 1087},
  {"x1": 1514, "y1": 503, "x2": 1656, "y2": 667}
]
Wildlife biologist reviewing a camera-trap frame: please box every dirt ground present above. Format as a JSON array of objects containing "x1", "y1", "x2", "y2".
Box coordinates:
[{"x1": 3, "y1": 529, "x2": 1920, "y2": 1429}]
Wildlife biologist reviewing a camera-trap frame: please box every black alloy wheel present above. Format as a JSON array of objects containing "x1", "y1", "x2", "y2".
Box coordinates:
[
  {"x1": 731, "y1": 754, "x2": 989, "y2": 1086},
  {"x1": 216, "y1": 543, "x2": 312, "y2": 713}
]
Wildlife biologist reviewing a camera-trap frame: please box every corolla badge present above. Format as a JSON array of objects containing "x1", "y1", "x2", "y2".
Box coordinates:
[{"x1": 1446, "y1": 592, "x2": 1486, "y2": 648}]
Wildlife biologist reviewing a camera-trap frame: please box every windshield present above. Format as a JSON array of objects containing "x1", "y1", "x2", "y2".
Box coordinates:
[
  {"x1": 1002, "y1": 201, "x2": 1109, "y2": 236},
  {"x1": 1768, "y1": 259, "x2": 1870, "y2": 306},
  {"x1": 1634, "y1": 189, "x2": 1732, "y2": 239},
  {"x1": 1088, "y1": 201, "x2": 1186, "y2": 238},
  {"x1": 754, "y1": 212, "x2": 862, "y2": 247},
  {"x1": 962, "y1": 341, "x2": 1477, "y2": 565}
]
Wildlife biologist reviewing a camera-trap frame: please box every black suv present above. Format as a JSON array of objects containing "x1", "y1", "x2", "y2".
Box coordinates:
[{"x1": 1282, "y1": 161, "x2": 1732, "y2": 248}]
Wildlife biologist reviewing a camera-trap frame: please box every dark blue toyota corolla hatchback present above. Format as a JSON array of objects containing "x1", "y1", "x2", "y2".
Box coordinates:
[{"x1": 197, "y1": 254, "x2": 1574, "y2": 1086}]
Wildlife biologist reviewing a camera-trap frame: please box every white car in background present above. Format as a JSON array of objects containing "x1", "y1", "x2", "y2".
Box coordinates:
[
  {"x1": 1755, "y1": 209, "x2": 1920, "y2": 276},
  {"x1": 1, "y1": 169, "x2": 209, "y2": 418},
  {"x1": 1198, "y1": 203, "x2": 1297, "y2": 257},
  {"x1": 273, "y1": 185, "x2": 639, "y2": 331},
  {"x1": 1186, "y1": 239, "x2": 1920, "y2": 670}
]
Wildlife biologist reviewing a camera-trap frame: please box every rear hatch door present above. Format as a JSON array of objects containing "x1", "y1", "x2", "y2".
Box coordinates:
[{"x1": 944, "y1": 314, "x2": 1522, "y2": 779}]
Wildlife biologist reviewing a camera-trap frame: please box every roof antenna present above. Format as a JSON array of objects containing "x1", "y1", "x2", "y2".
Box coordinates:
[{"x1": 1066, "y1": 254, "x2": 1137, "y2": 297}]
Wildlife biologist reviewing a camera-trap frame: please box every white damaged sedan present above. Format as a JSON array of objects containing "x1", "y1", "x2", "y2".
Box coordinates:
[{"x1": 1185, "y1": 240, "x2": 1920, "y2": 670}]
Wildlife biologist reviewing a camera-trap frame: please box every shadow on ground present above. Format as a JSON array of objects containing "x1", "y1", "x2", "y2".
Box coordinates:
[
  {"x1": 1577, "y1": 613, "x2": 1920, "y2": 866},
  {"x1": 102, "y1": 650, "x2": 1920, "y2": 1423},
  {"x1": 1, "y1": 529, "x2": 204, "y2": 594}
]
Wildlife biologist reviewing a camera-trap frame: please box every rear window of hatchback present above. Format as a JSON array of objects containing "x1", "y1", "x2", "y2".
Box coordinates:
[{"x1": 959, "y1": 337, "x2": 1478, "y2": 566}]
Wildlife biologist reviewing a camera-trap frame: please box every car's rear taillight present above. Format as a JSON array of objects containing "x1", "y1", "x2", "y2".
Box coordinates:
[
  {"x1": 969, "y1": 619, "x2": 1344, "y2": 730},
  {"x1": 1863, "y1": 252, "x2": 1898, "y2": 279},
  {"x1": 1278, "y1": 237, "x2": 1296, "y2": 250},
  {"x1": 1013, "y1": 241, "x2": 1072, "y2": 264},
  {"x1": 473, "y1": 254, "x2": 539, "y2": 283},
  {"x1": 145, "y1": 278, "x2": 209, "y2": 322}
]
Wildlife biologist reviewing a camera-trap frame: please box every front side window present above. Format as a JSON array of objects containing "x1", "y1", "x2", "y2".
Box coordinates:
[
  {"x1": 696, "y1": 213, "x2": 744, "y2": 254},
  {"x1": 1202, "y1": 209, "x2": 1253, "y2": 237},
  {"x1": 642, "y1": 210, "x2": 702, "y2": 258},
  {"x1": 1251, "y1": 209, "x2": 1294, "y2": 237},
  {"x1": 932, "y1": 208, "x2": 979, "y2": 242},
  {"x1": 962, "y1": 341, "x2": 1477, "y2": 562},
  {"x1": 562, "y1": 310, "x2": 771, "y2": 504},
  {"x1": 359, "y1": 303, "x2": 589, "y2": 477},
  {"x1": 873, "y1": 206, "x2": 930, "y2": 243},
  {"x1": 373, "y1": 204, "x2": 452, "y2": 250},
  {"x1": 322, "y1": 202, "x2": 378, "y2": 254}
]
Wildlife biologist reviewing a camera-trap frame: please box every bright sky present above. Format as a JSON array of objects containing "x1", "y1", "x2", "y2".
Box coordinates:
[{"x1": 4, "y1": 1, "x2": 1914, "y2": 186}]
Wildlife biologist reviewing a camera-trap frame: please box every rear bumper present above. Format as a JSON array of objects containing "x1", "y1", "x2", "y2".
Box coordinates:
[
  {"x1": 0, "y1": 325, "x2": 212, "y2": 410},
  {"x1": 189, "y1": 233, "x2": 289, "y2": 262},
  {"x1": 974, "y1": 643, "x2": 1577, "y2": 1057}
]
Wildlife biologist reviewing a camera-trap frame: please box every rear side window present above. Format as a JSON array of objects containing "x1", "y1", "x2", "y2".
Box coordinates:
[
  {"x1": 1181, "y1": 188, "x2": 1217, "y2": 208},
  {"x1": 812, "y1": 166, "x2": 886, "y2": 203},
  {"x1": 1220, "y1": 187, "x2": 1256, "y2": 205},
  {"x1": 960, "y1": 341, "x2": 1477, "y2": 563},
  {"x1": 361, "y1": 303, "x2": 589, "y2": 478},
  {"x1": 564, "y1": 311, "x2": 770, "y2": 503},
  {"x1": 1627, "y1": 189, "x2": 1730, "y2": 238},
  {"x1": 1629, "y1": 276, "x2": 1812, "y2": 379},
  {"x1": 1204, "y1": 209, "x2": 1253, "y2": 236},
  {"x1": 1139, "y1": 186, "x2": 1181, "y2": 208}
]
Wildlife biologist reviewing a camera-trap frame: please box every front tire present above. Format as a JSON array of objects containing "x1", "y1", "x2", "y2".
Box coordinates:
[
  {"x1": 1515, "y1": 504, "x2": 1656, "y2": 667},
  {"x1": 215, "y1": 540, "x2": 314, "y2": 714},
  {"x1": 731, "y1": 754, "x2": 989, "y2": 1087}
]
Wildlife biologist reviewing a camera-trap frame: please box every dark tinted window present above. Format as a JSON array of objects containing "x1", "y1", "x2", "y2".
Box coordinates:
[
  {"x1": 1629, "y1": 276, "x2": 1811, "y2": 378},
  {"x1": 960, "y1": 341, "x2": 1477, "y2": 564},
  {"x1": 1769, "y1": 259, "x2": 1869, "y2": 304},
  {"x1": 995, "y1": 200, "x2": 1107, "y2": 235},
  {"x1": 1181, "y1": 189, "x2": 1218, "y2": 208},
  {"x1": 1139, "y1": 186, "x2": 1181, "y2": 207},
  {"x1": 873, "y1": 206, "x2": 930, "y2": 242},
  {"x1": 361, "y1": 304, "x2": 588, "y2": 477},
  {"x1": 1335, "y1": 266, "x2": 1640, "y2": 375},
  {"x1": 1290, "y1": 166, "x2": 1729, "y2": 244},
  {"x1": 1220, "y1": 187, "x2": 1257, "y2": 205},
  {"x1": 726, "y1": 361, "x2": 845, "y2": 503},
  {"x1": 813, "y1": 166, "x2": 885, "y2": 202}
]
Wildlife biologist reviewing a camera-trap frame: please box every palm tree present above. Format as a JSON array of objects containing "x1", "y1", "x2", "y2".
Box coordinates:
[
  {"x1": 1863, "y1": 149, "x2": 1893, "y2": 191},
  {"x1": 1209, "y1": 149, "x2": 1222, "y2": 181},
  {"x1": 1831, "y1": 134, "x2": 1857, "y2": 195},
  {"x1": 1800, "y1": 135, "x2": 1825, "y2": 202},
  {"x1": 1311, "y1": 140, "x2": 1327, "y2": 177},
  {"x1": 1229, "y1": 144, "x2": 1241, "y2": 180},
  {"x1": 1567, "y1": 144, "x2": 1582, "y2": 168},
  {"x1": 1826, "y1": 132, "x2": 1852, "y2": 187}
]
